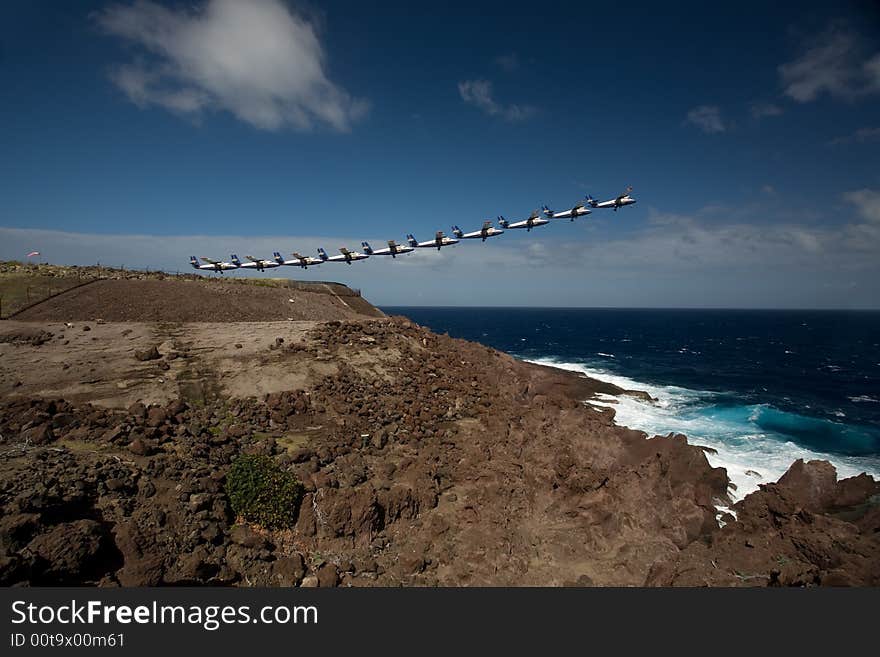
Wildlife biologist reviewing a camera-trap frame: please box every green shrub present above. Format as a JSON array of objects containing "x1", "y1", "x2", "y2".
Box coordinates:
[{"x1": 225, "y1": 454, "x2": 304, "y2": 529}]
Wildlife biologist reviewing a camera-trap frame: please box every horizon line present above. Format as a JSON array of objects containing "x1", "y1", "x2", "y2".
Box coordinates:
[{"x1": 379, "y1": 305, "x2": 880, "y2": 312}]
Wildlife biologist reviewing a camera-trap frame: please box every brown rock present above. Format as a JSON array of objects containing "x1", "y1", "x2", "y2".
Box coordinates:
[
  {"x1": 127, "y1": 402, "x2": 147, "y2": 419},
  {"x1": 134, "y1": 346, "x2": 161, "y2": 361},
  {"x1": 398, "y1": 551, "x2": 426, "y2": 575},
  {"x1": 114, "y1": 520, "x2": 165, "y2": 586},
  {"x1": 294, "y1": 494, "x2": 317, "y2": 537},
  {"x1": 833, "y1": 473, "x2": 880, "y2": 508},
  {"x1": 166, "y1": 399, "x2": 188, "y2": 416},
  {"x1": 300, "y1": 574, "x2": 319, "y2": 588},
  {"x1": 272, "y1": 554, "x2": 306, "y2": 586},
  {"x1": 776, "y1": 459, "x2": 838, "y2": 512},
  {"x1": 21, "y1": 423, "x2": 54, "y2": 446},
  {"x1": 230, "y1": 525, "x2": 269, "y2": 550},
  {"x1": 26, "y1": 520, "x2": 110, "y2": 583},
  {"x1": 316, "y1": 563, "x2": 339, "y2": 587},
  {"x1": 145, "y1": 407, "x2": 167, "y2": 427}
]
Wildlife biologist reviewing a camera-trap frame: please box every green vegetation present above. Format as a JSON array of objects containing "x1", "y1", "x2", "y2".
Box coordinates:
[
  {"x1": 0, "y1": 273, "x2": 89, "y2": 318},
  {"x1": 225, "y1": 454, "x2": 304, "y2": 529}
]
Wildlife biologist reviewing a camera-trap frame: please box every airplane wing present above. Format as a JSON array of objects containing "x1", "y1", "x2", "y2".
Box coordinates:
[
  {"x1": 435, "y1": 231, "x2": 444, "y2": 240},
  {"x1": 618, "y1": 185, "x2": 633, "y2": 200},
  {"x1": 292, "y1": 252, "x2": 305, "y2": 259},
  {"x1": 339, "y1": 247, "x2": 351, "y2": 255},
  {"x1": 387, "y1": 240, "x2": 398, "y2": 247},
  {"x1": 245, "y1": 255, "x2": 257, "y2": 262},
  {"x1": 482, "y1": 220, "x2": 492, "y2": 230},
  {"x1": 200, "y1": 257, "x2": 219, "y2": 264}
]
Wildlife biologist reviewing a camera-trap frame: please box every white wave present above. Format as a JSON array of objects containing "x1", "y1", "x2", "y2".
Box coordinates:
[
  {"x1": 525, "y1": 357, "x2": 880, "y2": 500},
  {"x1": 849, "y1": 395, "x2": 879, "y2": 403}
]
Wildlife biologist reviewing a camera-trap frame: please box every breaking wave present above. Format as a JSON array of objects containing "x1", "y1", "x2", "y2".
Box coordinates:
[{"x1": 525, "y1": 357, "x2": 880, "y2": 499}]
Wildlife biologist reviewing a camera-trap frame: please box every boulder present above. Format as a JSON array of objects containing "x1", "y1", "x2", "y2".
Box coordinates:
[
  {"x1": 127, "y1": 402, "x2": 147, "y2": 419},
  {"x1": 26, "y1": 520, "x2": 111, "y2": 584},
  {"x1": 134, "y1": 346, "x2": 161, "y2": 361},
  {"x1": 316, "y1": 563, "x2": 340, "y2": 587},
  {"x1": 21, "y1": 423, "x2": 54, "y2": 446},
  {"x1": 272, "y1": 554, "x2": 306, "y2": 586},
  {"x1": 833, "y1": 473, "x2": 880, "y2": 509},
  {"x1": 776, "y1": 459, "x2": 838, "y2": 512},
  {"x1": 128, "y1": 437, "x2": 151, "y2": 456},
  {"x1": 300, "y1": 575, "x2": 319, "y2": 588}
]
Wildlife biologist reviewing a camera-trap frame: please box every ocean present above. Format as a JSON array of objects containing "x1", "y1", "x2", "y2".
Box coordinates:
[{"x1": 382, "y1": 307, "x2": 880, "y2": 498}]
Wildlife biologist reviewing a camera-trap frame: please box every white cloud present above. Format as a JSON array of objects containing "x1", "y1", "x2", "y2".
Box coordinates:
[
  {"x1": 458, "y1": 79, "x2": 535, "y2": 122},
  {"x1": 5, "y1": 195, "x2": 880, "y2": 308},
  {"x1": 778, "y1": 27, "x2": 880, "y2": 102},
  {"x1": 843, "y1": 188, "x2": 880, "y2": 223},
  {"x1": 95, "y1": 0, "x2": 368, "y2": 131},
  {"x1": 684, "y1": 105, "x2": 725, "y2": 133},
  {"x1": 828, "y1": 126, "x2": 880, "y2": 145},
  {"x1": 750, "y1": 101, "x2": 783, "y2": 119}
]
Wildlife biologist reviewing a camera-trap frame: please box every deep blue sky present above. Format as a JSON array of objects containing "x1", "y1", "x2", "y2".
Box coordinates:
[{"x1": 2, "y1": 0, "x2": 880, "y2": 307}]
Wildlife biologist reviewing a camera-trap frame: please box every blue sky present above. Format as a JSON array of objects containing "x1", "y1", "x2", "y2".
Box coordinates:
[{"x1": 2, "y1": 0, "x2": 880, "y2": 307}]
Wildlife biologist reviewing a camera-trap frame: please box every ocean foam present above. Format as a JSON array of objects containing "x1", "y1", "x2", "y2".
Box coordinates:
[{"x1": 525, "y1": 357, "x2": 880, "y2": 500}]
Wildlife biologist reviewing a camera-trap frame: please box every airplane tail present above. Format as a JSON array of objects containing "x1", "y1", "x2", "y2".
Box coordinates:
[
  {"x1": 451, "y1": 225, "x2": 463, "y2": 238},
  {"x1": 541, "y1": 205, "x2": 552, "y2": 217},
  {"x1": 272, "y1": 251, "x2": 284, "y2": 264},
  {"x1": 189, "y1": 256, "x2": 199, "y2": 268},
  {"x1": 361, "y1": 241, "x2": 373, "y2": 255},
  {"x1": 230, "y1": 254, "x2": 241, "y2": 266},
  {"x1": 317, "y1": 247, "x2": 329, "y2": 261},
  {"x1": 406, "y1": 234, "x2": 417, "y2": 247},
  {"x1": 586, "y1": 195, "x2": 598, "y2": 208},
  {"x1": 497, "y1": 215, "x2": 509, "y2": 228}
]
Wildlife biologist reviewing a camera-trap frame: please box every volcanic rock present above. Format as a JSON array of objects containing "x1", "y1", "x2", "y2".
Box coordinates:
[{"x1": 134, "y1": 346, "x2": 161, "y2": 361}]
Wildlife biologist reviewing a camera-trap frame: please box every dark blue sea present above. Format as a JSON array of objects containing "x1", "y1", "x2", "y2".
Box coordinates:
[{"x1": 382, "y1": 307, "x2": 880, "y2": 497}]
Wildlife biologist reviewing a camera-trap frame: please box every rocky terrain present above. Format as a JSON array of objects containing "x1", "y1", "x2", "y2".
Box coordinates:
[{"x1": 1, "y1": 311, "x2": 878, "y2": 587}]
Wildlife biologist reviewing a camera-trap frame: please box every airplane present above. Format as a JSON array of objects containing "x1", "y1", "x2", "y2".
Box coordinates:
[
  {"x1": 586, "y1": 186, "x2": 637, "y2": 211},
  {"x1": 406, "y1": 231, "x2": 460, "y2": 250},
  {"x1": 451, "y1": 221, "x2": 505, "y2": 242},
  {"x1": 230, "y1": 253, "x2": 280, "y2": 272},
  {"x1": 189, "y1": 256, "x2": 238, "y2": 273},
  {"x1": 361, "y1": 240, "x2": 414, "y2": 258},
  {"x1": 497, "y1": 210, "x2": 549, "y2": 232},
  {"x1": 274, "y1": 251, "x2": 323, "y2": 268},
  {"x1": 317, "y1": 246, "x2": 370, "y2": 265},
  {"x1": 542, "y1": 200, "x2": 592, "y2": 221}
]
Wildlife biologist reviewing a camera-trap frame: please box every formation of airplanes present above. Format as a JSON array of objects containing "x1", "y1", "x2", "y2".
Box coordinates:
[
  {"x1": 190, "y1": 187, "x2": 637, "y2": 273},
  {"x1": 499, "y1": 210, "x2": 549, "y2": 232}
]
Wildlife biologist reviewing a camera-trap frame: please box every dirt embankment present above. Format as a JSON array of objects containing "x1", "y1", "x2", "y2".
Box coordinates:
[
  {"x1": 10, "y1": 278, "x2": 383, "y2": 322},
  {"x1": 1, "y1": 317, "x2": 877, "y2": 587}
]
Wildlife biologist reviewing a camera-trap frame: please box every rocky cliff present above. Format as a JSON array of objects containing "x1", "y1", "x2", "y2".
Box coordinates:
[{"x1": 1, "y1": 316, "x2": 877, "y2": 586}]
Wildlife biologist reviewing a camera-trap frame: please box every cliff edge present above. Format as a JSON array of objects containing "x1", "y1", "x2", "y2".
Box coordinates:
[{"x1": 1, "y1": 315, "x2": 877, "y2": 586}]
